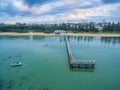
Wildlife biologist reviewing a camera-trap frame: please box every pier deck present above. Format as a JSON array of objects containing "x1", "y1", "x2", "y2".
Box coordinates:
[{"x1": 65, "y1": 35, "x2": 95, "y2": 69}]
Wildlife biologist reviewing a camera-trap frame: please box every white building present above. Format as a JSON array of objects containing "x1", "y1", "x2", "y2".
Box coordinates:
[{"x1": 54, "y1": 30, "x2": 66, "y2": 34}]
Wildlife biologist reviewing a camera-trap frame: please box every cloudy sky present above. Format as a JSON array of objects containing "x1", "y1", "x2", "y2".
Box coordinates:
[{"x1": 0, "y1": 0, "x2": 120, "y2": 24}]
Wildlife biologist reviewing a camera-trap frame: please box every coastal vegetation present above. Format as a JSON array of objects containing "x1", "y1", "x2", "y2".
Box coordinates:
[{"x1": 0, "y1": 22, "x2": 120, "y2": 33}]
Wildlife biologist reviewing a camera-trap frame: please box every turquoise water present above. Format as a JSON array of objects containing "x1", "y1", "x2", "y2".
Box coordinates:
[{"x1": 0, "y1": 35, "x2": 120, "y2": 90}]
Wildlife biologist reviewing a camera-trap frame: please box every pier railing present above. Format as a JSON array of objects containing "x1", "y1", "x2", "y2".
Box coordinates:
[{"x1": 65, "y1": 35, "x2": 95, "y2": 69}]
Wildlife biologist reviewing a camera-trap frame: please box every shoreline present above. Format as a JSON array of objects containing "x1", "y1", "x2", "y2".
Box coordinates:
[
  {"x1": 67, "y1": 33, "x2": 120, "y2": 37},
  {"x1": 0, "y1": 32, "x2": 120, "y2": 37}
]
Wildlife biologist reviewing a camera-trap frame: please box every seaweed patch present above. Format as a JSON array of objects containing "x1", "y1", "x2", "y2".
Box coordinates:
[
  {"x1": 28, "y1": 85, "x2": 33, "y2": 90},
  {"x1": 7, "y1": 80, "x2": 15, "y2": 89},
  {"x1": 19, "y1": 81, "x2": 24, "y2": 87},
  {"x1": 20, "y1": 76, "x2": 28, "y2": 80}
]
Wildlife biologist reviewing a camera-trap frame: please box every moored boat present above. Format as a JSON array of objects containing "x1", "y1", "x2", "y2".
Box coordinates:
[{"x1": 11, "y1": 61, "x2": 22, "y2": 67}]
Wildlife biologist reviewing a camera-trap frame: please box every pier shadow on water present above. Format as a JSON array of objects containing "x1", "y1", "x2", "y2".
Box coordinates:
[
  {"x1": 67, "y1": 36, "x2": 120, "y2": 45},
  {"x1": 101, "y1": 37, "x2": 120, "y2": 45},
  {"x1": 69, "y1": 68, "x2": 94, "y2": 72}
]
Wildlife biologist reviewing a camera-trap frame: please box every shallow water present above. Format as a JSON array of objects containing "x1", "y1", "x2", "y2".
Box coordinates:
[{"x1": 0, "y1": 35, "x2": 120, "y2": 90}]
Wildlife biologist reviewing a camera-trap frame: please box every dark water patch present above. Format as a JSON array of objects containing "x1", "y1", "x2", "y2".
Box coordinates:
[
  {"x1": 20, "y1": 75, "x2": 32, "y2": 84},
  {"x1": 43, "y1": 88, "x2": 49, "y2": 90},
  {"x1": 7, "y1": 56, "x2": 12, "y2": 59},
  {"x1": 14, "y1": 54, "x2": 22, "y2": 58},
  {"x1": 0, "y1": 79, "x2": 4, "y2": 90},
  {"x1": 15, "y1": 68, "x2": 21, "y2": 73},
  {"x1": 43, "y1": 44, "x2": 54, "y2": 48},
  {"x1": 19, "y1": 75, "x2": 33, "y2": 88},
  {"x1": 6, "y1": 80, "x2": 15, "y2": 89},
  {"x1": 30, "y1": 73, "x2": 34, "y2": 76},
  {"x1": 18, "y1": 81, "x2": 24, "y2": 87},
  {"x1": 33, "y1": 36, "x2": 46, "y2": 41},
  {"x1": 1, "y1": 56, "x2": 13, "y2": 61},
  {"x1": 20, "y1": 76, "x2": 28, "y2": 80},
  {"x1": 0, "y1": 36, "x2": 30, "y2": 40},
  {"x1": 1, "y1": 54, "x2": 22, "y2": 62},
  {"x1": 43, "y1": 44, "x2": 49, "y2": 47},
  {"x1": 0, "y1": 62, "x2": 3, "y2": 67},
  {"x1": 28, "y1": 85, "x2": 34, "y2": 90}
]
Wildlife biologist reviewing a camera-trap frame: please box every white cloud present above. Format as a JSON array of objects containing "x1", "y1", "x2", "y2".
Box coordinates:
[
  {"x1": 26, "y1": 0, "x2": 102, "y2": 15},
  {"x1": 0, "y1": 0, "x2": 8, "y2": 9},
  {"x1": 29, "y1": 1, "x2": 65, "y2": 14},
  {"x1": 5, "y1": 0, "x2": 29, "y2": 11},
  {"x1": 68, "y1": 3, "x2": 120, "y2": 18}
]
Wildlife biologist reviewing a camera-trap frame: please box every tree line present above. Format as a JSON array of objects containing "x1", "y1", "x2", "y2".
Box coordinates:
[{"x1": 0, "y1": 22, "x2": 120, "y2": 33}]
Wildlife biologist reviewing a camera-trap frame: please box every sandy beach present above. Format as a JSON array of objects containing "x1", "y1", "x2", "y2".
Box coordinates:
[
  {"x1": 0, "y1": 32, "x2": 120, "y2": 37},
  {"x1": 67, "y1": 33, "x2": 120, "y2": 37},
  {"x1": 0, "y1": 32, "x2": 55, "y2": 36}
]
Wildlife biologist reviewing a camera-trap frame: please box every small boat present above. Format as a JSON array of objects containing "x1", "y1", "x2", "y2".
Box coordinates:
[{"x1": 11, "y1": 61, "x2": 22, "y2": 67}]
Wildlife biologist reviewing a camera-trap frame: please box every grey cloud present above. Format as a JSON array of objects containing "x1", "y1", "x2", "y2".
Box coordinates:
[
  {"x1": 103, "y1": 0, "x2": 120, "y2": 4},
  {"x1": 24, "y1": 0, "x2": 57, "y2": 6}
]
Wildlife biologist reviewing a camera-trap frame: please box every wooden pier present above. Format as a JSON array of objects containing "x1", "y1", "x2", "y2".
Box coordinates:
[{"x1": 65, "y1": 35, "x2": 95, "y2": 69}]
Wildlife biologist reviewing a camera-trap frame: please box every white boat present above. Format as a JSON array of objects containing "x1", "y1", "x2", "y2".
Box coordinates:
[{"x1": 11, "y1": 61, "x2": 22, "y2": 67}]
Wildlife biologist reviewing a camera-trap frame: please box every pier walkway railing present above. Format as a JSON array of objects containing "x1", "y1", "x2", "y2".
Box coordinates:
[{"x1": 65, "y1": 35, "x2": 95, "y2": 69}]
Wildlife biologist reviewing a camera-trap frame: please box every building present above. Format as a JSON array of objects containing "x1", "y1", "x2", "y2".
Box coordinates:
[
  {"x1": 54, "y1": 30, "x2": 66, "y2": 34},
  {"x1": 95, "y1": 25, "x2": 103, "y2": 31}
]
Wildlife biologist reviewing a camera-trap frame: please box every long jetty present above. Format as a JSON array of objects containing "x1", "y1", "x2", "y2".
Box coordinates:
[{"x1": 65, "y1": 35, "x2": 95, "y2": 69}]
